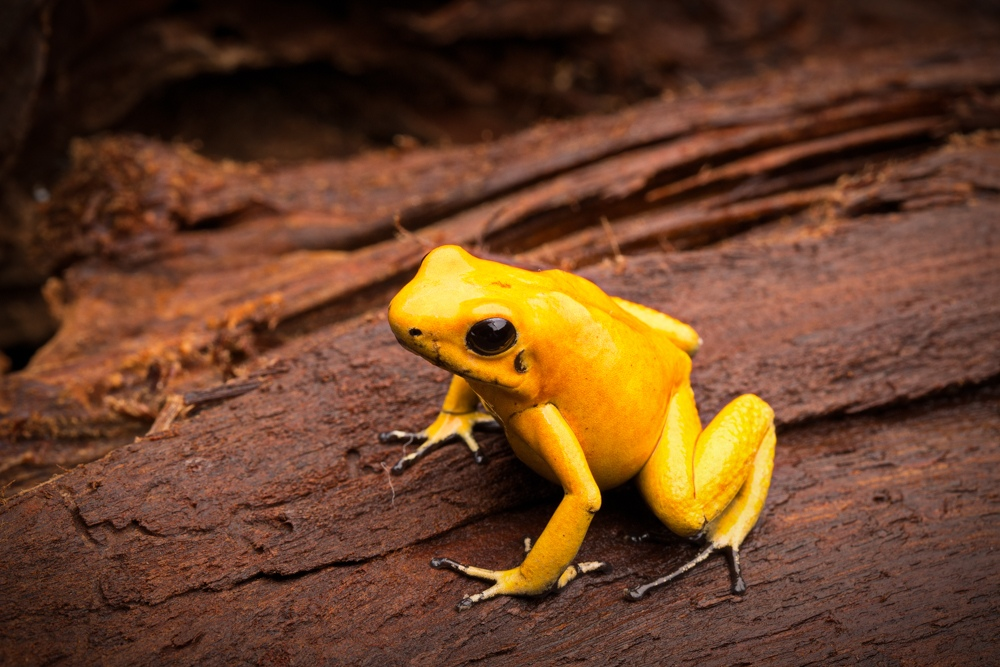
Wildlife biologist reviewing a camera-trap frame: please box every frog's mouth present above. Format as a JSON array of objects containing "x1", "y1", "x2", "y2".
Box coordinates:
[
  {"x1": 393, "y1": 328, "x2": 521, "y2": 389},
  {"x1": 390, "y1": 327, "x2": 450, "y2": 370},
  {"x1": 391, "y1": 328, "x2": 443, "y2": 365}
]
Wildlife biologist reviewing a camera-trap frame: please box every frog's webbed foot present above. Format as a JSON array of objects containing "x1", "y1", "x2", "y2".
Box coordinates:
[
  {"x1": 433, "y1": 539, "x2": 611, "y2": 611},
  {"x1": 379, "y1": 410, "x2": 498, "y2": 474},
  {"x1": 624, "y1": 544, "x2": 746, "y2": 601}
]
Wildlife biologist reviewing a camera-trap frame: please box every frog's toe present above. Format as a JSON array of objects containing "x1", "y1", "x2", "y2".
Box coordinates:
[
  {"x1": 383, "y1": 425, "x2": 468, "y2": 473},
  {"x1": 430, "y1": 556, "x2": 468, "y2": 572},
  {"x1": 725, "y1": 547, "x2": 748, "y2": 595},
  {"x1": 430, "y1": 557, "x2": 502, "y2": 581},
  {"x1": 556, "y1": 560, "x2": 612, "y2": 590},
  {"x1": 378, "y1": 429, "x2": 426, "y2": 445},
  {"x1": 390, "y1": 453, "x2": 417, "y2": 475},
  {"x1": 383, "y1": 412, "x2": 497, "y2": 471},
  {"x1": 624, "y1": 544, "x2": 717, "y2": 601},
  {"x1": 431, "y1": 557, "x2": 505, "y2": 610},
  {"x1": 456, "y1": 430, "x2": 487, "y2": 465},
  {"x1": 390, "y1": 438, "x2": 446, "y2": 474}
]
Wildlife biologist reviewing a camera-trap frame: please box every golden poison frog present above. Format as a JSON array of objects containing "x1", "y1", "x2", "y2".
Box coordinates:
[{"x1": 381, "y1": 246, "x2": 775, "y2": 609}]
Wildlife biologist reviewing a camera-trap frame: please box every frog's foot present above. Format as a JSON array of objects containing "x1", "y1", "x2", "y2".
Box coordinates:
[
  {"x1": 379, "y1": 410, "x2": 498, "y2": 474},
  {"x1": 432, "y1": 553, "x2": 610, "y2": 611},
  {"x1": 652, "y1": 416, "x2": 774, "y2": 597},
  {"x1": 430, "y1": 558, "x2": 525, "y2": 611},
  {"x1": 624, "y1": 544, "x2": 717, "y2": 601},
  {"x1": 624, "y1": 537, "x2": 748, "y2": 600}
]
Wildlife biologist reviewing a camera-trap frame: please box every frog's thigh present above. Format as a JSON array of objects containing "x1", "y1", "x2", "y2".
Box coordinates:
[
  {"x1": 635, "y1": 383, "x2": 701, "y2": 536},
  {"x1": 637, "y1": 389, "x2": 774, "y2": 541}
]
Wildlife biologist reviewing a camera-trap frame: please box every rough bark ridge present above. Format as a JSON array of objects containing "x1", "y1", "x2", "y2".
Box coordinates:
[
  {"x1": 2, "y1": 19, "x2": 1000, "y2": 667},
  {"x1": 4, "y1": 45, "x2": 1000, "y2": 492}
]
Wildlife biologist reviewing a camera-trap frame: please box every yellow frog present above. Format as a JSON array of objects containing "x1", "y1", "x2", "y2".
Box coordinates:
[{"x1": 381, "y1": 245, "x2": 775, "y2": 609}]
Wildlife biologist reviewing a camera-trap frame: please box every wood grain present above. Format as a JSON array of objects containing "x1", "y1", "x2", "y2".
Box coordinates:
[
  {"x1": 2, "y1": 163, "x2": 999, "y2": 662},
  {"x1": 2, "y1": 34, "x2": 1000, "y2": 664}
]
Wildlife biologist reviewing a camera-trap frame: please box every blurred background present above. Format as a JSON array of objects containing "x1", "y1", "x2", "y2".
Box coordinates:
[{"x1": 3, "y1": 0, "x2": 1000, "y2": 373}]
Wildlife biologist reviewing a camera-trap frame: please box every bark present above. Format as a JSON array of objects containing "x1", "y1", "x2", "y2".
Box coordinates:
[
  {"x1": 2, "y1": 24, "x2": 1000, "y2": 666},
  {"x1": 3, "y1": 152, "x2": 1000, "y2": 663},
  {"x1": 5, "y1": 46, "x2": 999, "y2": 458}
]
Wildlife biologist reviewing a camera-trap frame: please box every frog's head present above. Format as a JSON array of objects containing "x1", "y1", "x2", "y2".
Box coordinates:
[{"x1": 387, "y1": 245, "x2": 549, "y2": 391}]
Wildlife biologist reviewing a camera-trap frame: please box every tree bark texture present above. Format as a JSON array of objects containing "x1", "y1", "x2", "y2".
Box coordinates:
[{"x1": 1, "y1": 16, "x2": 999, "y2": 667}]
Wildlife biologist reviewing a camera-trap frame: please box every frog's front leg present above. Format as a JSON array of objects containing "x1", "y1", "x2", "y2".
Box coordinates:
[
  {"x1": 379, "y1": 375, "x2": 498, "y2": 473},
  {"x1": 431, "y1": 403, "x2": 603, "y2": 610},
  {"x1": 631, "y1": 382, "x2": 775, "y2": 599}
]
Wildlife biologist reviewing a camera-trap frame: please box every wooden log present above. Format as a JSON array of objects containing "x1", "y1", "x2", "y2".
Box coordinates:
[
  {"x1": 3, "y1": 31, "x2": 1000, "y2": 663},
  {"x1": 36, "y1": 48, "x2": 1000, "y2": 271},
  {"x1": 1, "y1": 163, "x2": 998, "y2": 662},
  {"x1": 4, "y1": 46, "x2": 998, "y2": 462}
]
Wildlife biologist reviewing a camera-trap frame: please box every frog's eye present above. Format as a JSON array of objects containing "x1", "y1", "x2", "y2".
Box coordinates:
[{"x1": 466, "y1": 318, "x2": 517, "y2": 356}]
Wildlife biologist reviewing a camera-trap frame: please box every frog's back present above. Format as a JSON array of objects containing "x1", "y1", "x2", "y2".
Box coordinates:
[{"x1": 540, "y1": 268, "x2": 696, "y2": 365}]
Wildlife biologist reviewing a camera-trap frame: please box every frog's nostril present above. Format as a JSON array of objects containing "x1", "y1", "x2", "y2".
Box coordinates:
[{"x1": 408, "y1": 328, "x2": 422, "y2": 337}]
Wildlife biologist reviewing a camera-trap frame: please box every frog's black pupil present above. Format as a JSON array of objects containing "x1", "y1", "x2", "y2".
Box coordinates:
[{"x1": 466, "y1": 318, "x2": 517, "y2": 356}]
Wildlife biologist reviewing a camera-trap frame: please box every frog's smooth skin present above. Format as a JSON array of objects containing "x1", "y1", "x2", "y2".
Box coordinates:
[{"x1": 383, "y1": 245, "x2": 776, "y2": 609}]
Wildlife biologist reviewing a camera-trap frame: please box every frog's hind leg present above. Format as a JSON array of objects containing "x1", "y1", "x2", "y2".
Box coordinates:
[
  {"x1": 630, "y1": 422, "x2": 775, "y2": 598},
  {"x1": 625, "y1": 544, "x2": 715, "y2": 600},
  {"x1": 704, "y1": 418, "x2": 775, "y2": 592},
  {"x1": 632, "y1": 386, "x2": 775, "y2": 598}
]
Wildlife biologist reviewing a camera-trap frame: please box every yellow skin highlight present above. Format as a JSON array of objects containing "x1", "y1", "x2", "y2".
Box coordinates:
[{"x1": 385, "y1": 245, "x2": 776, "y2": 608}]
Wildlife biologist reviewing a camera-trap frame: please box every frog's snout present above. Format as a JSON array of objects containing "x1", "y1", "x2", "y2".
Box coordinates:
[
  {"x1": 390, "y1": 324, "x2": 424, "y2": 349},
  {"x1": 388, "y1": 311, "x2": 436, "y2": 359}
]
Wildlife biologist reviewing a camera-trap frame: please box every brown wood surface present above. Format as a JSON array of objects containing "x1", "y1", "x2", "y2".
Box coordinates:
[
  {"x1": 3, "y1": 154, "x2": 1000, "y2": 663},
  {"x1": 4, "y1": 44, "x2": 999, "y2": 468},
  {"x1": 2, "y1": 32, "x2": 1000, "y2": 665}
]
